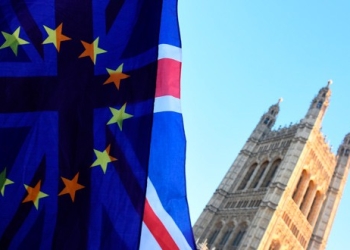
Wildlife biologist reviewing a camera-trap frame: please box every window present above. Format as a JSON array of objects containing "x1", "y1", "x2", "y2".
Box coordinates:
[
  {"x1": 268, "y1": 120, "x2": 273, "y2": 128},
  {"x1": 269, "y1": 241, "x2": 281, "y2": 250},
  {"x1": 316, "y1": 101, "x2": 323, "y2": 109},
  {"x1": 291, "y1": 224, "x2": 299, "y2": 237},
  {"x1": 261, "y1": 160, "x2": 281, "y2": 187},
  {"x1": 225, "y1": 202, "x2": 232, "y2": 208},
  {"x1": 208, "y1": 229, "x2": 220, "y2": 245},
  {"x1": 293, "y1": 171, "x2": 304, "y2": 200},
  {"x1": 300, "y1": 181, "x2": 316, "y2": 213},
  {"x1": 249, "y1": 162, "x2": 268, "y2": 188},
  {"x1": 307, "y1": 197, "x2": 317, "y2": 220},
  {"x1": 264, "y1": 117, "x2": 270, "y2": 124},
  {"x1": 293, "y1": 170, "x2": 310, "y2": 206},
  {"x1": 307, "y1": 191, "x2": 322, "y2": 224},
  {"x1": 219, "y1": 230, "x2": 232, "y2": 246},
  {"x1": 232, "y1": 230, "x2": 246, "y2": 247},
  {"x1": 237, "y1": 163, "x2": 257, "y2": 190},
  {"x1": 242, "y1": 201, "x2": 248, "y2": 208}
]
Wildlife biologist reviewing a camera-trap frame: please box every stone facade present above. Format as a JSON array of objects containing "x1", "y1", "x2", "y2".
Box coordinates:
[{"x1": 193, "y1": 83, "x2": 350, "y2": 250}]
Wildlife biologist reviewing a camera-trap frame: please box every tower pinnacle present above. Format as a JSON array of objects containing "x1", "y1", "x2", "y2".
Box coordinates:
[
  {"x1": 303, "y1": 83, "x2": 331, "y2": 128},
  {"x1": 327, "y1": 79, "x2": 333, "y2": 87}
]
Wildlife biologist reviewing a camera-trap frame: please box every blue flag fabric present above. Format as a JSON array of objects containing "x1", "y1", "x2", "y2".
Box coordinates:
[{"x1": 0, "y1": 0, "x2": 195, "y2": 249}]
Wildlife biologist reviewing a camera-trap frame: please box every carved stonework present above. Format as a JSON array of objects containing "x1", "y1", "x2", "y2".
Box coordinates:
[{"x1": 193, "y1": 85, "x2": 350, "y2": 250}]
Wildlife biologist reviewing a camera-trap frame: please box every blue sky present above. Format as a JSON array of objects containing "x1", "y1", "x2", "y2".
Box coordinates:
[{"x1": 178, "y1": 1, "x2": 350, "y2": 248}]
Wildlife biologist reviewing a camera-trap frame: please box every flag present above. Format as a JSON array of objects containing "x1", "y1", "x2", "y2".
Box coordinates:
[{"x1": 0, "y1": 0, "x2": 195, "y2": 249}]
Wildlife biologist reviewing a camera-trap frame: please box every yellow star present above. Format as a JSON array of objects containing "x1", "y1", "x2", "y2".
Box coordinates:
[
  {"x1": 79, "y1": 37, "x2": 106, "y2": 64},
  {"x1": 107, "y1": 103, "x2": 133, "y2": 131},
  {"x1": 0, "y1": 27, "x2": 29, "y2": 56},
  {"x1": 91, "y1": 144, "x2": 117, "y2": 173},
  {"x1": 58, "y1": 173, "x2": 85, "y2": 202},
  {"x1": 42, "y1": 23, "x2": 71, "y2": 52},
  {"x1": 22, "y1": 180, "x2": 48, "y2": 210},
  {"x1": 104, "y1": 64, "x2": 130, "y2": 89},
  {"x1": 0, "y1": 168, "x2": 14, "y2": 196}
]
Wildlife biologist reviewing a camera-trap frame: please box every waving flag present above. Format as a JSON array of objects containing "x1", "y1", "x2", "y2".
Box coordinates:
[{"x1": 0, "y1": 0, "x2": 195, "y2": 249}]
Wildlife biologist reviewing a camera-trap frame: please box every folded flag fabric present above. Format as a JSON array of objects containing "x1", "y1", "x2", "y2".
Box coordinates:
[{"x1": 0, "y1": 0, "x2": 195, "y2": 249}]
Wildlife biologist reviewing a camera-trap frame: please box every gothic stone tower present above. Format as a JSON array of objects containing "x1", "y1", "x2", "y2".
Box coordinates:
[{"x1": 193, "y1": 83, "x2": 350, "y2": 250}]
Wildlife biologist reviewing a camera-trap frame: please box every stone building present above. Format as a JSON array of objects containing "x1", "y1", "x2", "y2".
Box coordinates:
[{"x1": 193, "y1": 82, "x2": 350, "y2": 250}]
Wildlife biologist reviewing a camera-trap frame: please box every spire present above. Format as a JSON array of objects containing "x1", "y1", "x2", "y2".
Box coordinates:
[
  {"x1": 337, "y1": 133, "x2": 350, "y2": 158},
  {"x1": 249, "y1": 99, "x2": 282, "y2": 140},
  {"x1": 327, "y1": 79, "x2": 333, "y2": 88},
  {"x1": 303, "y1": 81, "x2": 332, "y2": 128},
  {"x1": 259, "y1": 99, "x2": 281, "y2": 129}
]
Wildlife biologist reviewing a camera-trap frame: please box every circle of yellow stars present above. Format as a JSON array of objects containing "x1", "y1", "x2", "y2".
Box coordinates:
[{"x1": 0, "y1": 23, "x2": 135, "y2": 209}]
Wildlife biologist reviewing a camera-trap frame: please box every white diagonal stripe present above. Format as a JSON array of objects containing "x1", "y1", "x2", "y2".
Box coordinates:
[{"x1": 144, "y1": 178, "x2": 192, "y2": 250}]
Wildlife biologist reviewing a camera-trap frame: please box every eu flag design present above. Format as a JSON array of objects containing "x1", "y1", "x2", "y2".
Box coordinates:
[{"x1": 0, "y1": 1, "x2": 195, "y2": 249}]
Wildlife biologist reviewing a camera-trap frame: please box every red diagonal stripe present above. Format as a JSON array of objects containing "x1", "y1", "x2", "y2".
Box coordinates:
[{"x1": 143, "y1": 199, "x2": 179, "y2": 250}]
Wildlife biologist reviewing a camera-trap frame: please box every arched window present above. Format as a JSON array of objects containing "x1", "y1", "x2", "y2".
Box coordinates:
[
  {"x1": 219, "y1": 229, "x2": 233, "y2": 246},
  {"x1": 232, "y1": 230, "x2": 245, "y2": 246},
  {"x1": 249, "y1": 162, "x2": 269, "y2": 189},
  {"x1": 345, "y1": 149, "x2": 350, "y2": 156},
  {"x1": 261, "y1": 159, "x2": 281, "y2": 187},
  {"x1": 232, "y1": 226, "x2": 247, "y2": 248},
  {"x1": 237, "y1": 163, "x2": 257, "y2": 190},
  {"x1": 307, "y1": 191, "x2": 324, "y2": 226},
  {"x1": 208, "y1": 229, "x2": 220, "y2": 245},
  {"x1": 316, "y1": 101, "x2": 323, "y2": 109},
  {"x1": 270, "y1": 110, "x2": 274, "y2": 115},
  {"x1": 269, "y1": 240, "x2": 281, "y2": 250},
  {"x1": 268, "y1": 120, "x2": 273, "y2": 128},
  {"x1": 206, "y1": 221, "x2": 222, "y2": 246},
  {"x1": 264, "y1": 117, "x2": 270, "y2": 124},
  {"x1": 300, "y1": 181, "x2": 317, "y2": 214},
  {"x1": 293, "y1": 170, "x2": 306, "y2": 200}
]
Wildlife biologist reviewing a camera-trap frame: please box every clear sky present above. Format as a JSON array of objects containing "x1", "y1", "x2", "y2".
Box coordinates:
[{"x1": 178, "y1": 1, "x2": 350, "y2": 249}]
